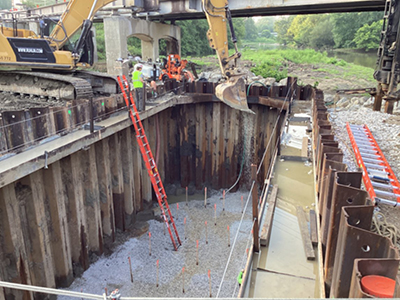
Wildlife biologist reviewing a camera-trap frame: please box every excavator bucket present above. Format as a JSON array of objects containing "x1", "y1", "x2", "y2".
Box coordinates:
[{"x1": 216, "y1": 76, "x2": 254, "y2": 114}]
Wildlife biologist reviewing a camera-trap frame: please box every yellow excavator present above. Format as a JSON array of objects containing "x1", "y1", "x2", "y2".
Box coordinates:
[
  {"x1": 202, "y1": 0, "x2": 253, "y2": 113},
  {"x1": 0, "y1": 0, "x2": 118, "y2": 100},
  {"x1": 0, "y1": 0, "x2": 251, "y2": 111}
]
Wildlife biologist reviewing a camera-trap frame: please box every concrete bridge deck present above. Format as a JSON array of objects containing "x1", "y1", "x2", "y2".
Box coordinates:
[{"x1": 2, "y1": 0, "x2": 384, "y2": 21}]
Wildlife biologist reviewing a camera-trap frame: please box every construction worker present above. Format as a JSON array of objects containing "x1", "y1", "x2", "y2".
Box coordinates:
[
  {"x1": 237, "y1": 269, "x2": 244, "y2": 287},
  {"x1": 150, "y1": 80, "x2": 158, "y2": 97},
  {"x1": 132, "y1": 64, "x2": 145, "y2": 111}
]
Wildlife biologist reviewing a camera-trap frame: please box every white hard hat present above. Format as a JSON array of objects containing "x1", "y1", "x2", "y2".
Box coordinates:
[{"x1": 137, "y1": 64, "x2": 143, "y2": 68}]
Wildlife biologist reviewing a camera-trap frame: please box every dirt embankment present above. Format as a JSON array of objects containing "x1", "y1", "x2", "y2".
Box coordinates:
[{"x1": 0, "y1": 92, "x2": 66, "y2": 111}]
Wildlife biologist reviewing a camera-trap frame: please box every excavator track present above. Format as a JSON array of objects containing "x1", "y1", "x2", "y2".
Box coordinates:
[
  {"x1": 75, "y1": 70, "x2": 119, "y2": 96},
  {"x1": 0, "y1": 70, "x2": 118, "y2": 100}
]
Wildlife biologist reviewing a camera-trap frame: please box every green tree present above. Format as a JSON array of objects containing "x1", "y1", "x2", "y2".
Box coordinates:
[
  {"x1": 94, "y1": 23, "x2": 105, "y2": 61},
  {"x1": 274, "y1": 16, "x2": 294, "y2": 46},
  {"x1": 127, "y1": 36, "x2": 141, "y2": 56},
  {"x1": 309, "y1": 17, "x2": 334, "y2": 49},
  {"x1": 260, "y1": 29, "x2": 271, "y2": 39},
  {"x1": 228, "y1": 18, "x2": 245, "y2": 48},
  {"x1": 244, "y1": 18, "x2": 258, "y2": 40},
  {"x1": 288, "y1": 15, "x2": 326, "y2": 47},
  {"x1": 353, "y1": 20, "x2": 383, "y2": 51},
  {"x1": 331, "y1": 12, "x2": 382, "y2": 48},
  {"x1": 177, "y1": 19, "x2": 214, "y2": 57},
  {"x1": 256, "y1": 17, "x2": 274, "y2": 33}
]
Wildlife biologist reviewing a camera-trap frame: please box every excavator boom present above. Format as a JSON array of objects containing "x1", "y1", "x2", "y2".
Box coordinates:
[
  {"x1": 50, "y1": 0, "x2": 116, "y2": 49},
  {"x1": 0, "y1": 0, "x2": 119, "y2": 100},
  {"x1": 202, "y1": 0, "x2": 253, "y2": 113}
]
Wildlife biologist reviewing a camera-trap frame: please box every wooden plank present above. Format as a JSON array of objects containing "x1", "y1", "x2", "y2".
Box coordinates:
[
  {"x1": 251, "y1": 165, "x2": 259, "y2": 253},
  {"x1": 296, "y1": 206, "x2": 315, "y2": 260},
  {"x1": 280, "y1": 155, "x2": 310, "y2": 162},
  {"x1": 257, "y1": 96, "x2": 289, "y2": 111},
  {"x1": 301, "y1": 136, "x2": 308, "y2": 158},
  {"x1": 260, "y1": 185, "x2": 278, "y2": 246},
  {"x1": 195, "y1": 104, "x2": 205, "y2": 188},
  {"x1": 95, "y1": 139, "x2": 115, "y2": 240},
  {"x1": 309, "y1": 209, "x2": 318, "y2": 246}
]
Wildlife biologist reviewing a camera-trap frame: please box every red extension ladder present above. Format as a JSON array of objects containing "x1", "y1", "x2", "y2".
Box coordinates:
[
  {"x1": 117, "y1": 76, "x2": 181, "y2": 250},
  {"x1": 346, "y1": 123, "x2": 400, "y2": 207}
]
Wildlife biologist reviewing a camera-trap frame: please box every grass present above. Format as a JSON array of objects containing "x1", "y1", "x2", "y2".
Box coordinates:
[
  {"x1": 240, "y1": 48, "x2": 374, "y2": 83},
  {"x1": 341, "y1": 64, "x2": 375, "y2": 82},
  {"x1": 241, "y1": 48, "x2": 344, "y2": 66},
  {"x1": 186, "y1": 57, "x2": 217, "y2": 68}
]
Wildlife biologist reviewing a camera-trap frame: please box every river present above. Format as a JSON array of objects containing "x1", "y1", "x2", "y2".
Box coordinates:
[
  {"x1": 242, "y1": 43, "x2": 379, "y2": 69},
  {"x1": 327, "y1": 49, "x2": 377, "y2": 69}
]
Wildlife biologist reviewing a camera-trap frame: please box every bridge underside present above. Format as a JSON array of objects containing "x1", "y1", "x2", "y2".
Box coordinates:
[
  {"x1": 3, "y1": 0, "x2": 384, "y2": 22},
  {"x1": 146, "y1": 0, "x2": 384, "y2": 21}
]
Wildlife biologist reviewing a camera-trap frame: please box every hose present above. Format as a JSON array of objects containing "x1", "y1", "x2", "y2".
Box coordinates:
[{"x1": 246, "y1": 81, "x2": 270, "y2": 97}]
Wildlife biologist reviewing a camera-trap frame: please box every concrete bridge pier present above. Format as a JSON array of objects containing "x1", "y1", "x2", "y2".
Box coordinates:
[{"x1": 104, "y1": 17, "x2": 181, "y2": 77}]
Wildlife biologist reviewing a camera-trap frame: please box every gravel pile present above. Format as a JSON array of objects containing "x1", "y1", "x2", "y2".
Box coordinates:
[
  {"x1": 331, "y1": 95, "x2": 400, "y2": 115},
  {"x1": 327, "y1": 101, "x2": 400, "y2": 175},
  {"x1": 326, "y1": 100, "x2": 400, "y2": 236},
  {"x1": 58, "y1": 190, "x2": 253, "y2": 299}
]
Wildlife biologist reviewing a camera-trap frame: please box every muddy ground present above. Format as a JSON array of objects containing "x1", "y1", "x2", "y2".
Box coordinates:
[{"x1": 0, "y1": 92, "x2": 66, "y2": 111}]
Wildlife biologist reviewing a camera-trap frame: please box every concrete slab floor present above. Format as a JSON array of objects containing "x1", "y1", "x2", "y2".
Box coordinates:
[{"x1": 58, "y1": 190, "x2": 253, "y2": 298}]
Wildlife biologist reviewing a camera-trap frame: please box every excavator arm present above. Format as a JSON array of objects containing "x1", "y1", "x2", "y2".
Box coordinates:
[
  {"x1": 49, "y1": 0, "x2": 116, "y2": 50},
  {"x1": 202, "y1": 0, "x2": 253, "y2": 113},
  {"x1": 0, "y1": 0, "x2": 119, "y2": 100}
]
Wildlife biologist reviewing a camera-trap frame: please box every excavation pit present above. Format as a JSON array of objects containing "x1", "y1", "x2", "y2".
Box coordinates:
[
  {"x1": 58, "y1": 190, "x2": 252, "y2": 298},
  {"x1": 0, "y1": 86, "x2": 296, "y2": 299}
]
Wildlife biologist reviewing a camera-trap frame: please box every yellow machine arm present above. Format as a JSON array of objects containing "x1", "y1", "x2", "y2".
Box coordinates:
[
  {"x1": 0, "y1": 0, "x2": 117, "y2": 70},
  {"x1": 202, "y1": 0, "x2": 252, "y2": 113},
  {"x1": 49, "y1": 0, "x2": 116, "y2": 49}
]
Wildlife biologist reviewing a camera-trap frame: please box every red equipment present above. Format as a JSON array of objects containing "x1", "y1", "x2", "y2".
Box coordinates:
[{"x1": 159, "y1": 54, "x2": 194, "y2": 82}]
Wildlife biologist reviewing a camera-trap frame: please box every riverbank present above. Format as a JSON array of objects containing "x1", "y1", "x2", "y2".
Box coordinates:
[{"x1": 193, "y1": 49, "x2": 376, "y2": 94}]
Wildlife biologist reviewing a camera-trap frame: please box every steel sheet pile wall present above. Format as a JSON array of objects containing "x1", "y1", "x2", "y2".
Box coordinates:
[
  {"x1": 313, "y1": 94, "x2": 400, "y2": 298},
  {"x1": 0, "y1": 81, "x2": 313, "y2": 158},
  {"x1": 0, "y1": 101, "x2": 282, "y2": 300},
  {"x1": 0, "y1": 96, "x2": 125, "y2": 156}
]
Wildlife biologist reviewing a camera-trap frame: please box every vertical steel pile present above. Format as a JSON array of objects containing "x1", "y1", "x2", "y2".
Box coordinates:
[
  {"x1": 0, "y1": 96, "x2": 124, "y2": 155},
  {"x1": 312, "y1": 93, "x2": 400, "y2": 298}
]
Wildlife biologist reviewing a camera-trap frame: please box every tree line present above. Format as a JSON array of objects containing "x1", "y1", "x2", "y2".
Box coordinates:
[
  {"x1": 275, "y1": 12, "x2": 383, "y2": 51},
  {"x1": 93, "y1": 11, "x2": 384, "y2": 61},
  {"x1": 178, "y1": 12, "x2": 384, "y2": 56}
]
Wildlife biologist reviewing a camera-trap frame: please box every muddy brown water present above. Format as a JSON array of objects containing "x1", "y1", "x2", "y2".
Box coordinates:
[{"x1": 247, "y1": 142, "x2": 320, "y2": 298}]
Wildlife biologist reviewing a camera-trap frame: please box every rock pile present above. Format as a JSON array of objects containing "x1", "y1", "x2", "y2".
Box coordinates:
[{"x1": 327, "y1": 95, "x2": 400, "y2": 115}]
